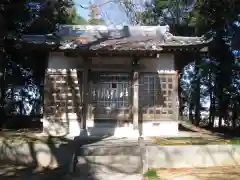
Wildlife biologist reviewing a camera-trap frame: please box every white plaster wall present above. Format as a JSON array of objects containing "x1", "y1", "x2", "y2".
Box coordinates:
[
  {"x1": 48, "y1": 52, "x2": 175, "y2": 72},
  {"x1": 48, "y1": 52, "x2": 84, "y2": 69},
  {"x1": 140, "y1": 54, "x2": 175, "y2": 72},
  {"x1": 142, "y1": 121, "x2": 178, "y2": 137},
  {"x1": 48, "y1": 52, "x2": 132, "y2": 70},
  {"x1": 91, "y1": 57, "x2": 132, "y2": 65}
]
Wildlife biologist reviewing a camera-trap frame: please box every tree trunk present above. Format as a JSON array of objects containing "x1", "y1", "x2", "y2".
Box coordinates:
[
  {"x1": 194, "y1": 56, "x2": 201, "y2": 126},
  {"x1": 218, "y1": 99, "x2": 223, "y2": 128},
  {"x1": 189, "y1": 101, "x2": 194, "y2": 123},
  {"x1": 0, "y1": 54, "x2": 6, "y2": 127},
  {"x1": 213, "y1": 30, "x2": 233, "y2": 128},
  {"x1": 232, "y1": 102, "x2": 237, "y2": 129},
  {"x1": 208, "y1": 71, "x2": 215, "y2": 128}
]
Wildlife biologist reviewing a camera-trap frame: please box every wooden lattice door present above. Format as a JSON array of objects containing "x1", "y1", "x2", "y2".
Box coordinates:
[
  {"x1": 44, "y1": 69, "x2": 82, "y2": 129},
  {"x1": 139, "y1": 73, "x2": 177, "y2": 121},
  {"x1": 89, "y1": 72, "x2": 132, "y2": 124}
]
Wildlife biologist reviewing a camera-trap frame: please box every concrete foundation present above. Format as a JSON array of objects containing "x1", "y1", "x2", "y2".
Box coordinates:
[
  {"x1": 141, "y1": 120, "x2": 179, "y2": 137},
  {"x1": 42, "y1": 118, "x2": 178, "y2": 138},
  {"x1": 145, "y1": 145, "x2": 240, "y2": 169},
  {"x1": 1, "y1": 137, "x2": 240, "y2": 170}
]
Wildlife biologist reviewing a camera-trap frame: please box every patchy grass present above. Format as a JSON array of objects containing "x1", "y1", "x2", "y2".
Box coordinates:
[
  {"x1": 152, "y1": 137, "x2": 240, "y2": 145},
  {"x1": 154, "y1": 166, "x2": 240, "y2": 180},
  {"x1": 143, "y1": 169, "x2": 159, "y2": 180},
  {"x1": 0, "y1": 131, "x2": 70, "y2": 144}
]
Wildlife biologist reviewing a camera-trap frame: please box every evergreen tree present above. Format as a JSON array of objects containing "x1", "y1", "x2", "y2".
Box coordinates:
[{"x1": 0, "y1": 0, "x2": 75, "y2": 120}]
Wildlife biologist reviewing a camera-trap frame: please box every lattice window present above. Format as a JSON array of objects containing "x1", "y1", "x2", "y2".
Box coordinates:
[
  {"x1": 139, "y1": 73, "x2": 176, "y2": 120},
  {"x1": 90, "y1": 73, "x2": 131, "y2": 120},
  {"x1": 44, "y1": 69, "x2": 82, "y2": 121}
]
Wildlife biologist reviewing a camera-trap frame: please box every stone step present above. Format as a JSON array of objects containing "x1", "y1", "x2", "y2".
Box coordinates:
[
  {"x1": 71, "y1": 172, "x2": 142, "y2": 180},
  {"x1": 77, "y1": 144, "x2": 141, "y2": 156},
  {"x1": 77, "y1": 155, "x2": 142, "y2": 172},
  {"x1": 73, "y1": 155, "x2": 142, "y2": 180}
]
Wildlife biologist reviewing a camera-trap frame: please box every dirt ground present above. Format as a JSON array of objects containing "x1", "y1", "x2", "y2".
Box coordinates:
[
  {"x1": 157, "y1": 166, "x2": 240, "y2": 180},
  {"x1": 1, "y1": 165, "x2": 240, "y2": 180},
  {"x1": 0, "y1": 165, "x2": 74, "y2": 180}
]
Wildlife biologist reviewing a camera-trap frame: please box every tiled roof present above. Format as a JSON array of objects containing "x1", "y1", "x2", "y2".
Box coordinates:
[
  {"x1": 57, "y1": 25, "x2": 211, "y2": 51},
  {"x1": 21, "y1": 34, "x2": 58, "y2": 45},
  {"x1": 21, "y1": 25, "x2": 212, "y2": 52},
  {"x1": 87, "y1": 35, "x2": 210, "y2": 51}
]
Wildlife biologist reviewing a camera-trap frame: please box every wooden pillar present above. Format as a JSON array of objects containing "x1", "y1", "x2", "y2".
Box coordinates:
[
  {"x1": 82, "y1": 59, "x2": 90, "y2": 130},
  {"x1": 132, "y1": 57, "x2": 139, "y2": 130},
  {"x1": 173, "y1": 71, "x2": 179, "y2": 121}
]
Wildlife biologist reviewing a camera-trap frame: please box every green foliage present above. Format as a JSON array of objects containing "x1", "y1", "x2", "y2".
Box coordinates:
[
  {"x1": 59, "y1": 7, "x2": 87, "y2": 25},
  {"x1": 135, "y1": 0, "x2": 240, "y2": 127},
  {"x1": 0, "y1": 0, "x2": 76, "y2": 72},
  {"x1": 0, "y1": 0, "x2": 87, "y2": 35},
  {"x1": 152, "y1": 137, "x2": 240, "y2": 145},
  {"x1": 143, "y1": 169, "x2": 158, "y2": 179},
  {"x1": 88, "y1": 18, "x2": 105, "y2": 25},
  {"x1": 0, "y1": 0, "x2": 76, "y2": 35},
  {"x1": 136, "y1": 0, "x2": 168, "y2": 25},
  {"x1": 136, "y1": 0, "x2": 197, "y2": 35},
  {"x1": 75, "y1": 16, "x2": 87, "y2": 25},
  {"x1": 196, "y1": 0, "x2": 240, "y2": 30}
]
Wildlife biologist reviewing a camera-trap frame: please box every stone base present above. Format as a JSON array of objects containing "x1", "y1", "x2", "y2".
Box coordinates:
[
  {"x1": 86, "y1": 126, "x2": 139, "y2": 138},
  {"x1": 42, "y1": 118, "x2": 179, "y2": 138},
  {"x1": 79, "y1": 129, "x2": 90, "y2": 137},
  {"x1": 68, "y1": 119, "x2": 81, "y2": 137},
  {"x1": 114, "y1": 127, "x2": 140, "y2": 138},
  {"x1": 146, "y1": 145, "x2": 240, "y2": 168},
  {"x1": 41, "y1": 118, "x2": 68, "y2": 136},
  {"x1": 42, "y1": 118, "x2": 92, "y2": 137},
  {"x1": 142, "y1": 120, "x2": 179, "y2": 137}
]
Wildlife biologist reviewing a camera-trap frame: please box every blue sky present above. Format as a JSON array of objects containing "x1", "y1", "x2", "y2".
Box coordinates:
[
  {"x1": 74, "y1": 0, "x2": 89, "y2": 19},
  {"x1": 73, "y1": 0, "x2": 147, "y2": 25},
  {"x1": 73, "y1": 0, "x2": 130, "y2": 25}
]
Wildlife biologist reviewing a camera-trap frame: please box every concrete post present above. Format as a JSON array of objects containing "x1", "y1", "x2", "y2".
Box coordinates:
[
  {"x1": 133, "y1": 71, "x2": 139, "y2": 130},
  {"x1": 81, "y1": 60, "x2": 90, "y2": 136}
]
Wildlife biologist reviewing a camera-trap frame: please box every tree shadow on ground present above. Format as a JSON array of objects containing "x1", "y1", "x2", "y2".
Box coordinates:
[
  {"x1": 0, "y1": 165, "x2": 72, "y2": 180},
  {"x1": 202, "y1": 126, "x2": 240, "y2": 138},
  {"x1": 178, "y1": 124, "x2": 198, "y2": 132},
  {"x1": 0, "y1": 132, "x2": 114, "y2": 180},
  {"x1": 0, "y1": 132, "x2": 142, "y2": 180}
]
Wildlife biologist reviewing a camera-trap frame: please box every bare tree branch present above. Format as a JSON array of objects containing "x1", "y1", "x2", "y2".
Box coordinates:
[
  {"x1": 75, "y1": 0, "x2": 121, "y2": 9},
  {"x1": 76, "y1": 0, "x2": 142, "y2": 25},
  {"x1": 117, "y1": 0, "x2": 139, "y2": 25}
]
